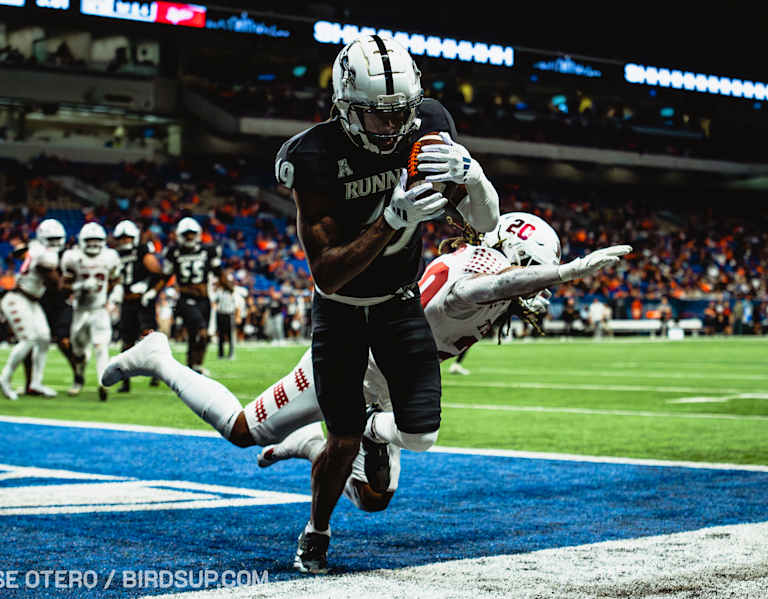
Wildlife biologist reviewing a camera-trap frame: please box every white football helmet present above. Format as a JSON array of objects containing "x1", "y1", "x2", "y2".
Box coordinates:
[
  {"x1": 113, "y1": 219, "x2": 140, "y2": 250},
  {"x1": 332, "y1": 35, "x2": 423, "y2": 155},
  {"x1": 482, "y1": 212, "x2": 562, "y2": 267},
  {"x1": 176, "y1": 217, "x2": 202, "y2": 249},
  {"x1": 78, "y1": 222, "x2": 107, "y2": 257},
  {"x1": 36, "y1": 218, "x2": 66, "y2": 249}
]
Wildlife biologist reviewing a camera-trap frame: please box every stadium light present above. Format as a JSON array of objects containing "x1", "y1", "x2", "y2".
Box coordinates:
[
  {"x1": 625, "y1": 63, "x2": 768, "y2": 101},
  {"x1": 313, "y1": 21, "x2": 514, "y2": 68}
]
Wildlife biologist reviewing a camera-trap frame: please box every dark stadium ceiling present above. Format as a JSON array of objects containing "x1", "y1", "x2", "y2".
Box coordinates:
[{"x1": 206, "y1": 2, "x2": 768, "y2": 80}]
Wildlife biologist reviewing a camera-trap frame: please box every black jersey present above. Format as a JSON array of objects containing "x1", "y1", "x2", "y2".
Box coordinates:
[
  {"x1": 163, "y1": 243, "x2": 222, "y2": 288},
  {"x1": 275, "y1": 98, "x2": 458, "y2": 298},
  {"x1": 118, "y1": 241, "x2": 156, "y2": 291}
]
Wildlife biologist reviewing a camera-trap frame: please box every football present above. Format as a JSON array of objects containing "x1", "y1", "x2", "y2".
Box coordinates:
[{"x1": 406, "y1": 132, "x2": 468, "y2": 206}]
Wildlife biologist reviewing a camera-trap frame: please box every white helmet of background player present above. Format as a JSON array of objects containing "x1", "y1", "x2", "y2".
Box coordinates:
[
  {"x1": 113, "y1": 219, "x2": 140, "y2": 250},
  {"x1": 176, "y1": 217, "x2": 202, "y2": 249},
  {"x1": 483, "y1": 212, "x2": 562, "y2": 266},
  {"x1": 78, "y1": 222, "x2": 107, "y2": 257},
  {"x1": 36, "y1": 219, "x2": 66, "y2": 249},
  {"x1": 332, "y1": 35, "x2": 423, "y2": 155}
]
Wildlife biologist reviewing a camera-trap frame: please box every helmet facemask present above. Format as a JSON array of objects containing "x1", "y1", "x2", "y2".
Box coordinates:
[
  {"x1": 342, "y1": 94, "x2": 422, "y2": 154},
  {"x1": 180, "y1": 230, "x2": 200, "y2": 249},
  {"x1": 83, "y1": 238, "x2": 104, "y2": 256},
  {"x1": 116, "y1": 235, "x2": 137, "y2": 251},
  {"x1": 37, "y1": 219, "x2": 66, "y2": 250},
  {"x1": 333, "y1": 35, "x2": 423, "y2": 155},
  {"x1": 42, "y1": 236, "x2": 65, "y2": 250},
  {"x1": 114, "y1": 221, "x2": 140, "y2": 251}
]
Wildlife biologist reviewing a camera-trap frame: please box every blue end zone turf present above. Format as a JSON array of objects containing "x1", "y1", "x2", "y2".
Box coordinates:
[{"x1": 1, "y1": 421, "x2": 768, "y2": 597}]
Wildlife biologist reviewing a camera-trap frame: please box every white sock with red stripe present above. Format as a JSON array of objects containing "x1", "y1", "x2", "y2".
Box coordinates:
[{"x1": 158, "y1": 357, "x2": 242, "y2": 439}]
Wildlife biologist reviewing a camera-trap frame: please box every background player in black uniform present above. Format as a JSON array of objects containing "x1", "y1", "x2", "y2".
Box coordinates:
[
  {"x1": 163, "y1": 217, "x2": 227, "y2": 374},
  {"x1": 113, "y1": 219, "x2": 164, "y2": 392},
  {"x1": 275, "y1": 35, "x2": 499, "y2": 573}
]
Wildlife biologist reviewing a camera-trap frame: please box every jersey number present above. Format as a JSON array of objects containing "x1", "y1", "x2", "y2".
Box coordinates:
[
  {"x1": 506, "y1": 218, "x2": 536, "y2": 240},
  {"x1": 123, "y1": 261, "x2": 134, "y2": 286},
  {"x1": 180, "y1": 260, "x2": 205, "y2": 284},
  {"x1": 275, "y1": 159, "x2": 295, "y2": 188},
  {"x1": 419, "y1": 261, "x2": 449, "y2": 308}
]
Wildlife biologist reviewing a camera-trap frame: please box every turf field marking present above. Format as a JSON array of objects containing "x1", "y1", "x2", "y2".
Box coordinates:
[
  {"x1": 610, "y1": 360, "x2": 768, "y2": 370},
  {"x1": 465, "y1": 368, "x2": 768, "y2": 381},
  {"x1": 0, "y1": 463, "x2": 310, "y2": 516},
  {"x1": 667, "y1": 393, "x2": 768, "y2": 404},
  {"x1": 441, "y1": 401, "x2": 768, "y2": 422},
  {"x1": 441, "y1": 380, "x2": 762, "y2": 394},
  {"x1": 135, "y1": 520, "x2": 768, "y2": 599},
  {"x1": 427, "y1": 447, "x2": 768, "y2": 472},
  {"x1": 1, "y1": 416, "x2": 767, "y2": 471}
]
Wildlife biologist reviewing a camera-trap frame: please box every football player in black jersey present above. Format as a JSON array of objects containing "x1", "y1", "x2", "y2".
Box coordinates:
[
  {"x1": 275, "y1": 35, "x2": 499, "y2": 573},
  {"x1": 163, "y1": 217, "x2": 227, "y2": 375},
  {"x1": 113, "y1": 220, "x2": 164, "y2": 392}
]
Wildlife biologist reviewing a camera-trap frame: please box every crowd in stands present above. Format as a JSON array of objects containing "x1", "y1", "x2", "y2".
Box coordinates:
[
  {"x1": 0, "y1": 153, "x2": 766, "y2": 341},
  {"x1": 185, "y1": 73, "x2": 766, "y2": 164}
]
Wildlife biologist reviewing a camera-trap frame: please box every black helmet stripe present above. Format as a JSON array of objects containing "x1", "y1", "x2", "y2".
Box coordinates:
[{"x1": 371, "y1": 35, "x2": 394, "y2": 95}]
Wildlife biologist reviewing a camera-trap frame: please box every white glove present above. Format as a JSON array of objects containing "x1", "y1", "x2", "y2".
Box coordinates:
[
  {"x1": 108, "y1": 284, "x2": 124, "y2": 306},
  {"x1": 140, "y1": 288, "x2": 157, "y2": 308},
  {"x1": 81, "y1": 277, "x2": 99, "y2": 292},
  {"x1": 558, "y1": 245, "x2": 633, "y2": 282},
  {"x1": 383, "y1": 169, "x2": 447, "y2": 230},
  {"x1": 129, "y1": 281, "x2": 149, "y2": 295},
  {"x1": 416, "y1": 131, "x2": 485, "y2": 185},
  {"x1": 521, "y1": 289, "x2": 551, "y2": 315}
]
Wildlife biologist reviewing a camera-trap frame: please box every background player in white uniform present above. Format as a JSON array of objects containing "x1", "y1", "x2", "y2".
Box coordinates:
[
  {"x1": 61, "y1": 223, "x2": 122, "y2": 401},
  {"x1": 0, "y1": 219, "x2": 65, "y2": 399},
  {"x1": 100, "y1": 212, "x2": 630, "y2": 509}
]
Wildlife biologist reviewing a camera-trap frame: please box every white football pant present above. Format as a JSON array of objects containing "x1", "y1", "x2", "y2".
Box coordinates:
[
  {"x1": 0, "y1": 291, "x2": 51, "y2": 387},
  {"x1": 71, "y1": 307, "x2": 112, "y2": 382}
]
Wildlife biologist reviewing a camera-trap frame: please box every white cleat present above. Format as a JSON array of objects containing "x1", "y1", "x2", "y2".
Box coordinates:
[
  {"x1": 27, "y1": 384, "x2": 57, "y2": 398},
  {"x1": 100, "y1": 331, "x2": 171, "y2": 387},
  {"x1": 68, "y1": 383, "x2": 83, "y2": 396},
  {"x1": 0, "y1": 376, "x2": 18, "y2": 401},
  {"x1": 449, "y1": 362, "x2": 470, "y2": 375},
  {"x1": 258, "y1": 423, "x2": 325, "y2": 468}
]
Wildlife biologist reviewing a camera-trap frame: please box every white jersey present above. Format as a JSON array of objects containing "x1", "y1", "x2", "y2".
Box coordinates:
[
  {"x1": 16, "y1": 241, "x2": 59, "y2": 299},
  {"x1": 61, "y1": 247, "x2": 122, "y2": 310},
  {"x1": 418, "y1": 244, "x2": 513, "y2": 358}
]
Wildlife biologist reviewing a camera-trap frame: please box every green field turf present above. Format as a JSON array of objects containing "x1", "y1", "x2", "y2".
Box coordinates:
[{"x1": 0, "y1": 337, "x2": 766, "y2": 464}]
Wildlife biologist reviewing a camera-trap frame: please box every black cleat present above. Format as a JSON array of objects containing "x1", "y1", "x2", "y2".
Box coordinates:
[
  {"x1": 293, "y1": 530, "x2": 329, "y2": 575},
  {"x1": 118, "y1": 380, "x2": 131, "y2": 393},
  {"x1": 362, "y1": 404, "x2": 391, "y2": 493},
  {"x1": 149, "y1": 376, "x2": 160, "y2": 387},
  {"x1": 98, "y1": 386, "x2": 108, "y2": 402}
]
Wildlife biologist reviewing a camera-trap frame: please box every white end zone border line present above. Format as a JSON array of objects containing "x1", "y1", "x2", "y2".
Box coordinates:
[
  {"x1": 139, "y1": 521, "x2": 768, "y2": 599},
  {"x1": 1, "y1": 415, "x2": 767, "y2": 473}
]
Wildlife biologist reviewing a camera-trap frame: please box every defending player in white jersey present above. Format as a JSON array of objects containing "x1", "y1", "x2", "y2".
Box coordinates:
[
  {"x1": 0, "y1": 219, "x2": 66, "y2": 399},
  {"x1": 100, "y1": 212, "x2": 630, "y2": 508},
  {"x1": 61, "y1": 222, "x2": 122, "y2": 401}
]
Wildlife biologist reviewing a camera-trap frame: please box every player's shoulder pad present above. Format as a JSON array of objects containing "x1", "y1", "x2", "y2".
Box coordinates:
[
  {"x1": 38, "y1": 246, "x2": 59, "y2": 270},
  {"x1": 275, "y1": 120, "x2": 339, "y2": 190},
  {"x1": 60, "y1": 247, "x2": 77, "y2": 270},
  {"x1": 416, "y1": 98, "x2": 458, "y2": 138}
]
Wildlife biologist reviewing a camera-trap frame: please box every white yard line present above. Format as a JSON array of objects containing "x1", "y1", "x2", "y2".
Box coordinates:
[
  {"x1": 441, "y1": 380, "x2": 763, "y2": 394},
  {"x1": 138, "y1": 520, "x2": 768, "y2": 599},
  {"x1": 466, "y1": 367, "x2": 768, "y2": 381},
  {"x1": 441, "y1": 401, "x2": 768, "y2": 422},
  {"x1": 1, "y1": 415, "x2": 766, "y2": 470}
]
